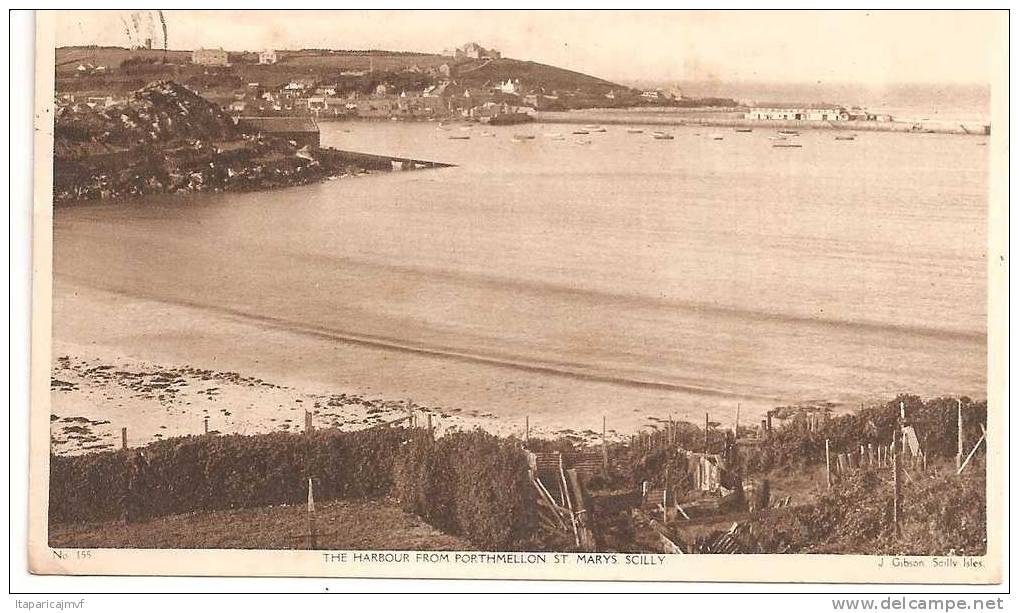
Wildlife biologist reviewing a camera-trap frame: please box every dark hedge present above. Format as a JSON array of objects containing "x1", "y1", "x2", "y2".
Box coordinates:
[{"x1": 50, "y1": 426, "x2": 537, "y2": 550}]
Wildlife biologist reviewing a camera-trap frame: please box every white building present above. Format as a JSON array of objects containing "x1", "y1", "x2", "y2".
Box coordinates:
[
  {"x1": 745, "y1": 103, "x2": 849, "y2": 121},
  {"x1": 259, "y1": 50, "x2": 277, "y2": 65},
  {"x1": 497, "y1": 79, "x2": 520, "y2": 95}
]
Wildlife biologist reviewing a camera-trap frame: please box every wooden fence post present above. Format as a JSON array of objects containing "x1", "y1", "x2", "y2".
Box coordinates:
[
  {"x1": 121, "y1": 427, "x2": 127, "y2": 450},
  {"x1": 525, "y1": 416, "x2": 530, "y2": 445},
  {"x1": 307, "y1": 477, "x2": 317, "y2": 549},
  {"x1": 204, "y1": 417, "x2": 209, "y2": 435},
  {"x1": 304, "y1": 410, "x2": 313, "y2": 433},
  {"x1": 601, "y1": 416, "x2": 609, "y2": 474},
  {"x1": 958, "y1": 426, "x2": 986, "y2": 475},
  {"x1": 663, "y1": 466, "x2": 670, "y2": 524},
  {"x1": 892, "y1": 442, "x2": 902, "y2": 537},
  {"x1": 825, "y1": 438, "x2": 832, "y2": 488},
  {"x1": 704, "y1": 412, "x2": 710, "y2": 453},
  {"x1": 957, "y1": 399, "x2": 964, "y2": 472}
]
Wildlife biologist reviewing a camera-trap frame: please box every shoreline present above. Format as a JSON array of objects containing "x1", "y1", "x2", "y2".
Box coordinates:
[{"x1": 532, "y1": 109, "x2": 991, "y2": 136}]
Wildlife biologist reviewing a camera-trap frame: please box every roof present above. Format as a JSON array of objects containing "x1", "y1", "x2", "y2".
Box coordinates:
[
  {"x1": 238, "y1": 117, "x2": 319, "y2": 133},
  {"x1": 751, "y1": 102, "x2": 845, "y2": 110}
]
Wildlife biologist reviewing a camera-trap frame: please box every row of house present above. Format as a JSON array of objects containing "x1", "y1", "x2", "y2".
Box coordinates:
[
  {"x1": 745, "y1": 103, "x2": 894, "y2": 122},
  {"x1": 194, "y1": 41, "x2": 498, "y2": 68},
  {"x1": 218, "y1": 72, "x2": 551, "y2": 121}
]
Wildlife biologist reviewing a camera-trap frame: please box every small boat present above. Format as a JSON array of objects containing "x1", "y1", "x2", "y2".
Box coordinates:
[
  {"x1": 834, "y1": 135, "x2": 856, "y2": 141},
  {"x1": 459, "y1": 125, "x2": 473, "y2": 131},
  {"x1": 448, "y1": 134, "x2": 470, "y2": 140},
  {"x1": 627, "y1": 128, "x2": 644, "y2": 134},
  {"x1": 734, "y1": 128, "x2": 753, "y2": 133},
  {"x1": 709, "y1": 133, "x2": 724, "y2": 140},
  {"x1": 512, "y1": 134, "x2": 536, "y2": 141},
  {"x1": 572, "y1": 129, "x2": 590, "y2": 135},
  {"x1": 651, "y1": 131, "x2": 674, "y2": 140},
  {"x1": 768, "y1": 136, "x2": 787, "y2": 141},
  {"x1": 584, "y1": 125, "x2": 607, "y2": 132},
  {"x1": 773, "y1": 143, "x2": 803, "y2": 148},
  {"x1": 479, "y1": 131, "x2": 496, "y2": 137},
  {"x1": 778, "y1": 130, "x2": 800, "y2": 136},
  {"x1": 575, "y1": 138, "x2": 592, "y2": 145}
]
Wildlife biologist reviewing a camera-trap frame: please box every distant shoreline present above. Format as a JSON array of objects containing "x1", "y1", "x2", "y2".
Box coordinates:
[
  {"x1": 533, "y1": 108, "x2": 991, "y2": 136},
  {"x1": 316, "y1": 108, "x2": 990, "y2": 136}
]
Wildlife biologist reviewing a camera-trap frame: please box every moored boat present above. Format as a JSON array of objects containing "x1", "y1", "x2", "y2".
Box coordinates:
[{"x1": 650, "y1": 131, "x2": 674, "y2": 140}]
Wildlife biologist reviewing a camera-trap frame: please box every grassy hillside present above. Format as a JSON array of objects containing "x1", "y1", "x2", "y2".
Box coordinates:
[
  {"x1": 452, "y1": 57, "x2": 621, "y2": 92},
  {"x1": 55, "y1": 46, "x2": 633, "y2": 99}
]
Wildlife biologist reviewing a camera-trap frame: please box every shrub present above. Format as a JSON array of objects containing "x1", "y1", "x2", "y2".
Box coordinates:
[
  {"x1": 744, "y1": 396, "x2": 987, "y2": 474},
  {"x1": 756, "y1": 470, "x2": 987, "y2": 555},
  {"x1": 50, "y1": 427, "x2": 406, "y2": 525},
  {"x1": 392, "y1": 430, "x2": 538, "y2": 550},
  {"x1": 50, "y1": 426, "x2": 538, "y2": 550}
]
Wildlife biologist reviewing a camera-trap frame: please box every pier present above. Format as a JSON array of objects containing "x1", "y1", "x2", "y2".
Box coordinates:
[{"x1": 317, "y1": 148, "x2": 456, "y2": 172}]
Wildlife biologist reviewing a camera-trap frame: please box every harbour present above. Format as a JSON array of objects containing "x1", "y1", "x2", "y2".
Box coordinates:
[{"x1": 52, "y1": 119, "x2": 989, "y2": 444}]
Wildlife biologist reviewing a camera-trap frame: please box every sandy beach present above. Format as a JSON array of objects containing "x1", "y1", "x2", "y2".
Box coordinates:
[{"x1": 51, "y1": 279, "x2": 645, "y2": 455}]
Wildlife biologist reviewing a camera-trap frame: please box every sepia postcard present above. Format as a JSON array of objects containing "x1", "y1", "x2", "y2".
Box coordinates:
[{"x1": 28, "y1": 9, "x2": 1007, "y2": 583}]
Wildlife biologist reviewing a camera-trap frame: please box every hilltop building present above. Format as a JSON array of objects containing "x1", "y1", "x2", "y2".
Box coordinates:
[
  {"x1": 192, "y1": 48, "x2": 228, "y2": 66},
  {"x1": 745, "y1": 103, "x2": 849, "y2": 121},
  {"x1": 259, "y1": 50, "x2": 278, "y2": 65},
  {"x1": 453, "y1": 42, "x2": 501, "y2": 60}
]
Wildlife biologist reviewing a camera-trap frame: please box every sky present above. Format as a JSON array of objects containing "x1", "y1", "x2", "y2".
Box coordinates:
[{"x1": 54, "y1": 10, "x2": 1003, "y2": 86}]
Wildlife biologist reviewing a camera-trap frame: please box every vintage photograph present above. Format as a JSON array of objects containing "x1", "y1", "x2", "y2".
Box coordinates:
[{"x1": 31, "y1": 9, "x2": 1005, "y2": 581}]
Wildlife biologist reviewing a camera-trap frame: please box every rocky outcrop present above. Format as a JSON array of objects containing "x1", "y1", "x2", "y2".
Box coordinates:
[{"x1": 53, "y1": 81, "x2": 355, "y2": 202}]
